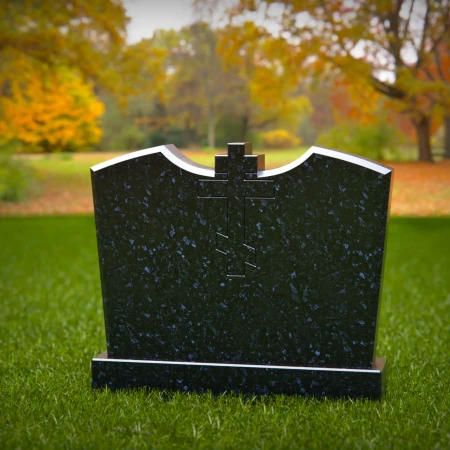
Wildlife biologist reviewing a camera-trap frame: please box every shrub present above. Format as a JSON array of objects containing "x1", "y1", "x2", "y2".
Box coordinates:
[
  {"x1": 246, "y1": 131, "x2": 264, "y2": 150},
  {"x1": 116, "y1": 126, "x2": 147, "y2": 151},
  {"x1": 0, "y1": 67, "x2": 104, "y2": 153},
  {"x1": 0, "y1": 154, "x2": 33, "y2": 202},
  {"x1": 262, "y1": 129, "x2": 301, "y2": 149},
  {"x1": 317, "y1": 121, "x2": 400, "y2": 160}
]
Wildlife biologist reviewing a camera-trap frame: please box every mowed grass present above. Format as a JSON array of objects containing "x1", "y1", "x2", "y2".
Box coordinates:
[{"x1": 0, "y1": 216, "x2": 449, "y2": 449}]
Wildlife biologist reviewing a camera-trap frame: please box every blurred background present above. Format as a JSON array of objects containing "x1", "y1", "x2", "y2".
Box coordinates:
[{"x1": 0, "y1": 0, "x2": 449, "y2": 216}]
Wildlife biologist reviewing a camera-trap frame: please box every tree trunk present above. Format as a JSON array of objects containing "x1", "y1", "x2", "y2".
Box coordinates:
[
  {"x1": 414, "y1": 116, "x2": 433, "y2": 162},
  {"x1": 207, "y1": 109, "x2": 215, "y2": 148},
  {"x1": 444, "y1": 115, "x2": 450, "y2": 159},
  {"x1": 241, "y1": 115, "x2": 249, "y2": 141}
]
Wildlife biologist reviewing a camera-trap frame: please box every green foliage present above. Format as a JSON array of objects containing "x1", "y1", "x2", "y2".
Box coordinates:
[
  {"x1": 0, "y1": 154, "x2": 33, "y2": 201},
  {"x1": 0, "y1": 217, "x2": 449, "y2": 448},
  {"x1": 214, "y1": 116, "x2": 245, "y2": 144},
  {"x1": 148, "y1": 128, "x2": 167, "y2": 147},
  {"x1": 147, "y1": 128, "x2": 184, "y2": 148},
  {"x1": 115, "y1": 126, "x2": 147, "y2": 151},
  {"x1": 99, "y1": 95, "x2": 186, "y2": 151},
  {"x1": 99, "y1": 96, "x2": 134, "y2": 151},
  {"x1": 298, "y1": 116, "x2": 319, "y2": 146},
  {"x1": 246, "y1": 131, "x2": 264, "y2": 150},
  {"x1": 317, "y1": 121, "x2": 401, "y2": 159},
  {"x1": 262, "y1": 129, "x2": 301, "y2": 149}
]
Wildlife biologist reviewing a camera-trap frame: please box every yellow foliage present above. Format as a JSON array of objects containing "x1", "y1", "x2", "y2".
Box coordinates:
[
  {"x1": 262, "y1": 129, "x2": 301, "y2": 149},
  {"x1": 0, "y1": 65, "x2": 104, "y2": 152},
  {"x1": 218, "y1": 22, "x2": 311, "y2": 132},
  {"x1": 0, "y1": 0, "x2": 128, "y2": 97},
  {"x1": 331, "y1": 77, "x2": 385, "y2": 125}
]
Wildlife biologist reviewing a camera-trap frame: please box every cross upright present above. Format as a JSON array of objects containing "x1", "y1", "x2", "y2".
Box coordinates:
[{"x1": 198, "y1": 142, "x2": 275, "y2": 277}]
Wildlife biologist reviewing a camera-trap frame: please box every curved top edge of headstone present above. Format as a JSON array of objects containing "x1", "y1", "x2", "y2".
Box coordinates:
[
  {"x1": 91, "y1": 144, "x2": 392, "y2": 178},
  {"x1": 90, "y1": 144, "x2": 215, "y2": 177},
  {"x1": 258, "y1": 146, "x2": 392, "y2": 178}
]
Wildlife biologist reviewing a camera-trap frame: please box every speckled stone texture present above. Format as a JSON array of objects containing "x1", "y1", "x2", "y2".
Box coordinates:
[{"x1": 91, "y1": 143, "x2": 392, "y2": 398}]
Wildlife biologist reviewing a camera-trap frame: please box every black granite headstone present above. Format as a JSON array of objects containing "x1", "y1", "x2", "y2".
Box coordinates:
[{"x1": 91, "y1": 143, "x2": 392, "y2": 399}]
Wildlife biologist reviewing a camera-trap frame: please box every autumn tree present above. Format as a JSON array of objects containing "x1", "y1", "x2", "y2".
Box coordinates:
[
  {"x1": 421, "y1": 39, "x2": 450, "y2": 158},
  {"x1": 217, "y1": 21, "x2": 311, "y2": 140},
  {"x1": 129, "y1": 22, "x2": 310, "y2": 148},
  {"x1": 0, "y1": 0, "x2": 129, "y2": 94},
  {"x1": 162, "y1": 23, "x2": 224, "y2": 147},
  {"x1": 102, "y1": 18, "x2": 310, "y2": 149},
  {"x1": 0, "y1": 59, "x2": 104, "y2": 152},
  {"x1": 229, "y1": 0, "x2": 450, "y2": 161},
  {"x1": 0, "y1": 0, "x2": 134, "y2": 153}
]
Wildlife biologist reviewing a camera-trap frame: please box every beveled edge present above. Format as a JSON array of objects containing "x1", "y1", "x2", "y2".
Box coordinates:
[
  {"x1": 90, "y1": 144, "x2": 392, "y2": 179},
  {"x1": 258, "y1": 146, "x2": 392, "y2": 178},
  {"x1": 90, "y1": 144, "x2": 215, "y2": 178},
  {"x1": 92, "y1": 351, "x2": 386, "y2": 374}
]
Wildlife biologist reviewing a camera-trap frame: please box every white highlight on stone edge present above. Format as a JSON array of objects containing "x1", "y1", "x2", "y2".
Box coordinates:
[
  {"x1": 91, "y1": 144, "x2": 391, "y2": 177},
  {"x1": 259, "y1": 146, "x2": 391, "y2": 177},
  {"x1": 91, "y1": 144, "x2": 214, "y2": 177},
  {"x1": 91, "y1": 357, "x2": 383, "y2": 373}
]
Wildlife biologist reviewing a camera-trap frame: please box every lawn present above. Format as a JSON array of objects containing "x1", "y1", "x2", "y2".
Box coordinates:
[
  {"x1": 2, "y1": 149, "x2": 450, "y2": 216},
  {"x1": 0, "y1": 216, "x2": 449, "y2": 449}
]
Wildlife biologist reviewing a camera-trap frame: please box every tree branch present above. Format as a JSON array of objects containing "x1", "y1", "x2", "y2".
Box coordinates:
[
  {"x1": 370, "y1": 75, "x2": 406, "y2": 99},
  {"x1": 402, "y1": 0, "x2": 416, "y2": 42},
  {"x1": 417, "y1": 0, "x2": 430, "y2": 68}
]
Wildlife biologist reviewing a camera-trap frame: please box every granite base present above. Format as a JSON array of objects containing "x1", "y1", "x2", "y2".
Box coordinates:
[{"x1": 92, "y1": 351, "x2": 386, "y2": 399}]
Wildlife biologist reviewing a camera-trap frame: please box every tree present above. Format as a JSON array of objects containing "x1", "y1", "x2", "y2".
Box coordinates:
[
  {"x1": 120, "y1": 26, "x2": 219, "y2": 148},
  {"x1": 126, "y1": 22, "x2": 310, "y2": 148},
  {"x1": 420, "y1": 39, "x2": 450, "y2": 158},
  {"x1": 164, "y1": 23, "x2": 224, "y2": 148},
  {"x1": 229, "y1": 0, "x2": 450, "y2": 161},
  {"x1": 0, "y1": 61, "x2": 104, "y2": 152},
  {"x1": 0, "y1": 0, "x2": 129, "y2": 94},
  {"x1": 0, "y1": 0, "x2": 130, "y2": 153},
  {"x1": 217, "y1": 21, "x2": 311, "y2": 140},
  {"x1": 328, "y1": 75, "x2": 432, "y2": 142}
]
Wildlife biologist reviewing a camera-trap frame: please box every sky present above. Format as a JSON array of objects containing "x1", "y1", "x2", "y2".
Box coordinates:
[
  {"x1": 122, "y1": 0, "x2": 280, "y2": 43},
  {"x1": 123, "y1": 0, "x2": 196, "y2": 43},
  {"x1": 121, "y1": 0, "x2": 416, "y2": 82}
]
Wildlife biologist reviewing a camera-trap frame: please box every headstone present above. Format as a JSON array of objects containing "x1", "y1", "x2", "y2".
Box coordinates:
[{"x1": 91, "y1": 142, "x2": 392, "y2": 399}]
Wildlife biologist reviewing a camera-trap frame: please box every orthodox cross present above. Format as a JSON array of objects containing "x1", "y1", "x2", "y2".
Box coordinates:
[{"x1": 198, "y1": 142, "x2": 275, "y2": 277}]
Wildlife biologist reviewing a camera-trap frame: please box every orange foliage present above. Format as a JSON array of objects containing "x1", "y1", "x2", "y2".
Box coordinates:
[
  {"x1": 417, "y1": 40, "x2": 450, "y2": 117},
  {"x1": 328, "y1": 76, "x2": 440, "y2": 141},
  {"x1": 329, "y1": 78, "x2": 383, "y2": 125},
  {"x1": 0, "y1": 64, "x2": 104, "y2": 152}
]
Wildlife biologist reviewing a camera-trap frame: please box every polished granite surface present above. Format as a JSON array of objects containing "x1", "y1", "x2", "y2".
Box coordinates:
[{"x1": 91, "y1": 143, "x2": 392, "y2": 397}]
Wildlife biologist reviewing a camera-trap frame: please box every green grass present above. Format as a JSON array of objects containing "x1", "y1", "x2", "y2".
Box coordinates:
[{"x1": 1, "y1": 216, "x2": 449, "y2": 449}]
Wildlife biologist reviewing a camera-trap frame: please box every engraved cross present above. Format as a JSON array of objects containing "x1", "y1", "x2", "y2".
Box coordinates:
[{"x1": 198, "y1": 142, "x2": 275, "y2": 277}]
